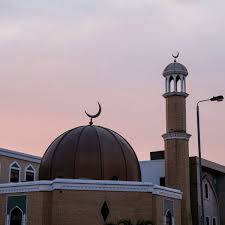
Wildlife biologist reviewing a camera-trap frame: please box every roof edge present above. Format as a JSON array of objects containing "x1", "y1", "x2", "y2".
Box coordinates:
[
  {"x1": 0, "y1": 147, "x2": 41, "y2": 163},
  {"x1": 190, "y1": 156, "x2": 225, "y2": 174},
  {"x1": 0, "y1": 178, "x2": 182, "y2": 199}
]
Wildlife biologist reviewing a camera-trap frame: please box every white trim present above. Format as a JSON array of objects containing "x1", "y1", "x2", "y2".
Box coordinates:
[
  {"x1": 22, "y1": 214, "x2": 26, "y2": 225},
  {"x1": 181, "y1": 76, "x2": 184, "y2": 92},
  {"x1": 6, "y1": 214, "x2": 9, "y2": 225},
  {"x1": 9, "y1": 161, "x2": 21, "y2": 183},
  {"x1": 184, "y1": 77, "x2": 186, "y2": 92},
  {"x1": 162, "y1": 132, "x2": 191, "y2": 141},
  {"x1": 153, "y1": 185, "x2": 181, "y2": 199},
  {"x1": 173, "y1": 75, "x2": 177, "y2": 92},
  {"x1": 24, "y1": 164, "x2": 36, "y2": 181},
  {"x1": 0, "y1": 179, "x2": 182, "y2": 199},
  {"x1": 0, "y1": 148, "x2": 41, "y2": 164},
  {"x1": 9, "y1": 205, "x2": 23, "y2": 215}
]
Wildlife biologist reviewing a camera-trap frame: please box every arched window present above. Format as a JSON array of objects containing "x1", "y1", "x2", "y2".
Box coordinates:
[
  {"x1": 176, "y1": 76, "x2": 181, "y2": 92},
  {"x1": 9, "y1": 162, "x2": 21, "y2": 183},
  {"x1": 166, "y1": 210, "x2": 172, "y2": 225},
  {"x1": 10, "y1": 207, "x2": 22, "y2": 225},
  {"x1": 205, "y1": 183, "x2": 209, "y2": 199},
  {"x1": 205, "y1": 216, "x2": 210, "y2": 225},
  {"x1": 25, "y1": 165, "x2": 35, "y2": 181},
  {"x1": 212, "y1": 217, "x2": 217, "y2": 225},
  {"x1": 169, "y1": 76, "x2": 174, "y2": 92}
]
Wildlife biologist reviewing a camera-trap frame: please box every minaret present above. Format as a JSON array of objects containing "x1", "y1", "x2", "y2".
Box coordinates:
[{"x1": 162, "y1": 54, "x2": 192, "y2": 225}]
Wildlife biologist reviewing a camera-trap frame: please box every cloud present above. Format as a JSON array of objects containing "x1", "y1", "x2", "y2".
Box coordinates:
[{"x1": 0, "y1": 0, "x2": 224, "y2": 163}]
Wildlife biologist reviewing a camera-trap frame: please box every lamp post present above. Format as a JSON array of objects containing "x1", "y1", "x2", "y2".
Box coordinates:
[{"x1": 197, "y1": 95, "x2": 224, "y2": 225}]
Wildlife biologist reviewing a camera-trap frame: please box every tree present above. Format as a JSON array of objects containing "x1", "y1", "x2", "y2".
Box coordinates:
[
  {"x1": 105, "y1": 219, "x2": 154, "y2": 225},
  {"x1": 136, "y1": 220, "x2": 154, "y2": 225},
  {"x1": 117, "y1": 219, "x2": 133, "y2": 225}
]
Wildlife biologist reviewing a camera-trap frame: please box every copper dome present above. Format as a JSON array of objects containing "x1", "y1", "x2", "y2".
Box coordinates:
[{"x1": 39, "y1": 125, "x2": 141, "y2": 181}]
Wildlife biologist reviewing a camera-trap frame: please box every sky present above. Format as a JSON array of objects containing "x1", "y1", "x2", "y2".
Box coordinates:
[{"x1": 0, "y1": 0, "x2": 225, "y2": 164}]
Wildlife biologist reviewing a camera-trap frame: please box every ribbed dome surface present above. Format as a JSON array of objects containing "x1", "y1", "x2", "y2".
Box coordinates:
[
  {"x1": 39, "y1": 125, "x2": 141, "y2": 181},
  {"x1": 163, "y1": 62, "x2": 188, "y2": 77}
]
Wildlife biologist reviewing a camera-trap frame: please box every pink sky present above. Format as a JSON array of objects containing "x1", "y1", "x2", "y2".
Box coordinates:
[{"x1": 0, "y1": 0, "x2": 225, "y2": 164}]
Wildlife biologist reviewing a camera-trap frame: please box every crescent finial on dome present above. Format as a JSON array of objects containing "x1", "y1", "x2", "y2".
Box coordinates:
[
  {"x1": 85, "y1": 102, "x2": 102, "y2": 125},
  {"x1": 172, "y1": 51, "x2": 179, "y2": 62}
]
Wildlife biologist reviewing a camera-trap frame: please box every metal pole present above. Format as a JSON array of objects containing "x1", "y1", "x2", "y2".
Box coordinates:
[{"x1": 197, "y1": 103, "x2": 205, "y2": 225}]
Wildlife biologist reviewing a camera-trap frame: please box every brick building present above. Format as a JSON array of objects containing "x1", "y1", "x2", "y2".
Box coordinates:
[
  {"x1": 0, "y1": 122, "x2": 182, "y2": 225},
  {"x1": 141, "y1": 56, "x2": 225, "y2": 225},
  {"x1": 0, "y1": 56, "x2": 223, "y2": 225}
]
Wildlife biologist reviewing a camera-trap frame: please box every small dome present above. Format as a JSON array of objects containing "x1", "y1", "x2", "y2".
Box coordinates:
[
  {"x1": 163, "y1": 62, "x2": 188, "y2": 77},
  {"x1": 39, "y1": 125, "x2": 141, "y2": 181}
]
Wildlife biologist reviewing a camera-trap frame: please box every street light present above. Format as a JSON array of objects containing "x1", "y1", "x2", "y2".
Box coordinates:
[{"x1": 197, "y1": 95, "x2": 224, "y2": 225}]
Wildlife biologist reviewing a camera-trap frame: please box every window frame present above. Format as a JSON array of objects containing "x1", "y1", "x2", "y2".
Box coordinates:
[
  {"x1": 9, "y1": 161, "x2": 21, "y2": 183},
  {"x1": 206, "y1": 216, "x2": 210, "y2": 225},
  {"x1": 160, "y1": 177, "x2": 165, "y2": 186},
  {"x1": 24, "y1": 164, "x2": 36, "y2": 182},
  {"x1": 212, "y1": 217, "x2": 217, "y2": 225}
]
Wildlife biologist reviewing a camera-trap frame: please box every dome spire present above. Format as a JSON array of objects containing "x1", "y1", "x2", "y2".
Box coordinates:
[
  {"x1": 172, "y1": 51, "x2": 179, "y2": 62},
  {"x1": 85, "y1": 102, "x2": 102, "y2": 125}
]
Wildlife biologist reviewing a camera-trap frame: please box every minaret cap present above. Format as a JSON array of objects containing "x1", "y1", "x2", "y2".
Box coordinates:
[{"x1": 163, "y1": 53, "x2": 188, "y2": 77}]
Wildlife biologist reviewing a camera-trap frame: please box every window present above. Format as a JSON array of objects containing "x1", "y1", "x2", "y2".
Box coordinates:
[
  {"x1": 166, "y1": 211, "x2": 172, "y2": 225},
  {"x1": 10, "y1": 207, "x2": 22, "y2": 225},
  {"x1": 205, "y1": 183, "x2": 209, "y2": 199},
  {"x1": 10, "y1": 162, "x2": 20, "y2": 183},
  {"x1": 25, "y1": 165, "x2": 35, "y2": 181},
  {"x1": 169, "y1": 76, "x2": 174, "y2": 92},
  {"x1": 160, "y1": 177, "x2": 165, "y2": 186},
  {"x1": 26, "y1": 172, "x2": 34, "y2": 181},
  {"x1": 212, "y1": 217, "x2": 217, "y2": 225},
  {"x1": 176, "y1": 76, "x2": 181, "y2": 92},
  {"x1": 206, "y1": 217, "x2": 210, "y2": 225}
]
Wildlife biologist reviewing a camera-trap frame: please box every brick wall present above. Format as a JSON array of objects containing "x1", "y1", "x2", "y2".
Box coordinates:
[{"x1": 0, "y1": 190, "x2": 181, "y2": 225}]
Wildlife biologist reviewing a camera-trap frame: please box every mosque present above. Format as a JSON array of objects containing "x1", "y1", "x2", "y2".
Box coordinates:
[{"x1": 0, "y1": 56, "x2": 224, "y2": 225}]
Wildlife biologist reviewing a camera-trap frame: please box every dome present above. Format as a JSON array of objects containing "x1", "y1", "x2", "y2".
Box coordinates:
[
  {"x1": 163, "y1": 62, "x2": 188, "y2": 77},
  {"x1": 39, "y1": 125, "x2": 141, "y2": 181}
]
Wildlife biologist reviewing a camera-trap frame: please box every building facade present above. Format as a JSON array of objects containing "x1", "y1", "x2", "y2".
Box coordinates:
[
  {"x1": 0, "y1": 179, "x2": 181, "y2": 225},
  {"x1": 0, "y1": 115, "x2": 183, "y2": 225},
  {"x1": 0, "y1": 148, "x2": 40, "y2": 184},
  {"x1": 0, "y1": 56, "x2": 223, "y2": 225}
]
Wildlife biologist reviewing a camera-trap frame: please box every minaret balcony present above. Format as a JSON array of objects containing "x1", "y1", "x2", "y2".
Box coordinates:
[
  {"x1": 162, "y1": 132, "x2": 191, "y2": 141},
  {"x1": 163, "y1": 92, "x2": 189, "y2": 98}
]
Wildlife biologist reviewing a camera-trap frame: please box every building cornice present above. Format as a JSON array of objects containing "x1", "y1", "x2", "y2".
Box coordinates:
[
  {"x1": 163, "y1": 92, "x2": 189, "y2": 98},
  {"x1": 0, "y1": 148, "x2": 41, "y2": 164},
  {"x1": 162, "y1": 132, "x2": 191, "y2": 141},
  {"x1": 152, "y1": 185, "x2": 181, "y2": 199},
  {"x1": 0, "y1": 179, "x2": 182, "y2": 200}
]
